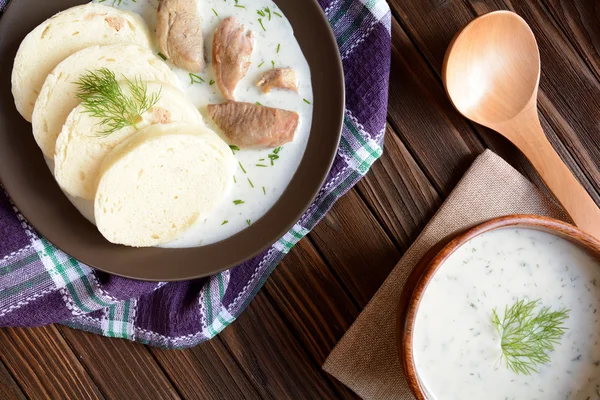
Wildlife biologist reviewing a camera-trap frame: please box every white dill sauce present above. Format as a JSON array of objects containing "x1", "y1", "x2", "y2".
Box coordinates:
[
  {"x1": 413, "y1": 228, "x2": 600, "y2": 400},
  {"x1": 69, "y1": 0, "x2": 314, "y2": 247}
]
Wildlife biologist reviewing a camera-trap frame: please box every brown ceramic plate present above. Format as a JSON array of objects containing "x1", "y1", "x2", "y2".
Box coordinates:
[
  {"x1": 0, "y1": 0, "x2": 344, "y2": 281},
  {"x1": 396, "y1": 215, "x2": 600, "y2": 399}
]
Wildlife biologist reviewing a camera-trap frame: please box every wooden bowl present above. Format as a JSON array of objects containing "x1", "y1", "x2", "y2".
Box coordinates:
[{"x1": 395, "y1": 214, "x2": 600, "y2": 400}]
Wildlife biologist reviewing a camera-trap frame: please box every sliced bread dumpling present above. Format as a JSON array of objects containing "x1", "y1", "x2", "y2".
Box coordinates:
[
  {"x1": 95, "y1": 123, "x2": 235, "y2": 247},
  {"x1": 32, "y1": 43, "x2": 178, "y2": 159},
  {"x1": 55, "y1": 83, "x2": 203, "y2": 200},
  {"x1": 12, "y1": 3, "x2": 152, "y2": 121}
]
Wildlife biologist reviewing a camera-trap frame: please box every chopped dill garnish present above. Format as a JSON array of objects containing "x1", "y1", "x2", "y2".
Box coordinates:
[
  {"x1": 256, "y1": 164, "x2": 268, "y2": 167},
  {"x1": 256, "y1": 102, "x2": 263, "y2": 106},
  {"x1": 233, "y1": 200, "x2": 245, "y2": 205},
  {"x1": 262, "y1": 186, "x2": 266, "y2": 195},
  {"x1": 229, "y1": 144, "x2": 240, "y2": 154},
  {"x1": 265, "y1": 7, "x2": 271, "y2": 20},
  {"x1": 273, "y1": 146, "x2": 283, "y2": 154},
  {"x1": 212, "y1": 8, "x2": 219, "y2": 16},
  {"x1": 233, "y1": 175, "x2": 237, "y2": 183},
  {"x1": 258, "y1": 18, "x2": 266, "y2": 31},
  {"x1": 257, "y1": 9, "x2": 265, "y2": 17},
  {"x1": 189, "y1": 73, "x2": 205, "y2": 84},
  {"x1": 492, "y1": 299, "x2": 569, "y2": 375},
  {"x1": 75, "y1": 68, "x2": 161, "y2": 135},
  {"x1": 234, "y1": 4, "x2": 245, "y2": 8},
  {"x1": 273, "y1": 11, "x2": 283, "y2": 18},
  {"x1": 157, "y1": 52, "x2": 167, "y2": 61},
  {"x1": 221, "y1": 220, "x2": 229, "y2": 225},
  {"x1": 247, "y1": 177, "x2": 254, "y2": 188},
  {"x1": 258, "y1": 61, "x2": 265, "y2": 68},
  {"x1": 303, "y1": 98, "x2": 311, "y2": 104},
  {"x1": 276, "y1": 43, "x2": 281, "y2": 53},
  {"x1": 209, "y1": 79, "x2": 215, "y2": 85},
  {"x1": 271, "y1": 60, "x2": 275, "y2": 69},
  {"x1": 238, "y1": 161, "x2": 247, "y2": 174},
  {"x1": 246, "y1": 219, "x2": 251, "y2": 226},
  {"x1": 258, "y1": 158, "x2": 265, "y2": 161}
]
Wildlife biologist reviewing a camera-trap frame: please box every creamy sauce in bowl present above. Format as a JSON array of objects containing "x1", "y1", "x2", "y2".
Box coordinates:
[
  {"x1": 412, "y1": 228, "x2": 600, "y2": 400},
  {"x1": 60, "y1": 0, "x2": 314, "y2": 247}
]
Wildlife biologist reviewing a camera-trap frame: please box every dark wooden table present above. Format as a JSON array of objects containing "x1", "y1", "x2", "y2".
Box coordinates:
[{"x1": 2, "y1": 1, "x2": 599, "y2": 398}]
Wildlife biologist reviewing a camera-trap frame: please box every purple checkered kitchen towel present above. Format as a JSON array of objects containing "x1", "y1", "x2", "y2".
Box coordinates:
[{"x1": 0, "y1": 0, "x2": 391, "y2": 348}]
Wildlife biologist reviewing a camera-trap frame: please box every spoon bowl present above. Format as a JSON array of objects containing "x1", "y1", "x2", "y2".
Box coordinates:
[
  {"x1": 444, "y1": 11, "x2": 540, "y2": 125},
  {"x1": 443, "y1": 11, "x2": 600, "y2": 240}
]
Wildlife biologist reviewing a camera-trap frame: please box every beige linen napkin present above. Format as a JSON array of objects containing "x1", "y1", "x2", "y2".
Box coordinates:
[{"x1": 323, "y1": 150, "x2": 570, "y2": 399}]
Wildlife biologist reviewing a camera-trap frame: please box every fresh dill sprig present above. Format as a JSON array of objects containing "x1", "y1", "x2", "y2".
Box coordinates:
[
  {"x1": 75, "y1": 68, "x2": 161, "y2": 135},
  {"x1": 492, "y1": 299, "x2": 569, "y2": 375}
]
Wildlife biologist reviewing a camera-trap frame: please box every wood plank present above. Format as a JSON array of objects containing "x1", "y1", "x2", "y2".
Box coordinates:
[
  {"x1": 308, "y1": 189, "x2": 400, "y2": 307},
  {"x1": 0, "y1": 326, "x2": 104, "y2": 399},
  {"x1": 150, "y1": 339, "x2": 262, "y2": 400},
  {"x1": 263, "y1": 240, "x2": 360, "y2": 399},
  {"x1": 58, "y1": 326, "x2": 180, "y2": 400},
  {"x1": 386, "y1": 17, "x2": 483, "y2": 194},
  {"x1": 543, "y1": 0, "x2": 600, "y2": 82},
  {"x1": 355, "y1": 125, "x2": 441, "y2": 249},
  {"x1": 0, "y1": 360, "x2": 26, "y2": 400},
  {"x1": 218, "y1": 291, "x2": 344, "y2": 400}
]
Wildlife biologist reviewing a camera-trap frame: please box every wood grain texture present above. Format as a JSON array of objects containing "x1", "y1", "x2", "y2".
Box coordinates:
[
  {"x1": 218, "y1": 292, "x2": 344, "y2": 399},
  {"x1": 264, "y1": 239, "x2": 360, "y2": 398},
  {"x1": 355, "y1": 125, "x2": 441, "y2": 249},
  {"x1": 543, "y1": 0, "x2": 600, "y2": 82},
  {"x1": 0, "y1": 360, "x2": 25, "y2": 400},
  {"x1": 309, "y1": 189, "x2": 401, "y2": 307},
  {"x1": 2, "y1": 1, "x2": 600, "y2": 399},
  {"x1": 58, "y1": 326, "x2": 180, "y2": 399},
  {"x1": 151, "y1": 339, "x2": 262, "y2": 400},
  {"x1": 0, "y1": 326, "x2": 104, "y2": 399}
]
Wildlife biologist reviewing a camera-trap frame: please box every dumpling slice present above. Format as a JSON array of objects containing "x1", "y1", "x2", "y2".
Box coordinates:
[
  {"x1": 32, "y1": 43, "x2": 178, "y2": 159},
  {"x1": 55, "y1": 83, "x2": 203, "y2": 200},
  {"x1": 95, "y1": 123, "x2": 235, "y2": 247},
  {"x1": 12, "y1": 3, "x2": 152, "y2": 121}
]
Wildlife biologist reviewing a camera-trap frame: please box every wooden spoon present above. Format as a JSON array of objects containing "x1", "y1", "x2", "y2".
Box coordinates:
[{"x1": 443, "y1": 10, "x2": 600, "y2": 239}]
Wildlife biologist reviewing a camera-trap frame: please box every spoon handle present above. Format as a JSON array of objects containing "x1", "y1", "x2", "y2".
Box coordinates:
[{"x1": 507, "y1": 113, "x2": 600, "y2": 239}]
